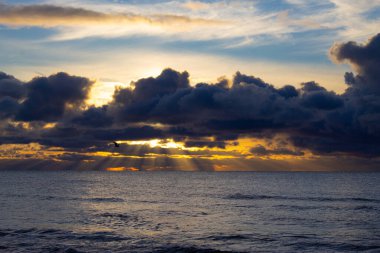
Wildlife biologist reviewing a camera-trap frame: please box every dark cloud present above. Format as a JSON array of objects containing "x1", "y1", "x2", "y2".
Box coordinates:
[
  {"x1": 250, "y1": 145, "x2": 304, "y2": 156},
  {"x1": 300, "y1": 83, "x2": 343, "y2": 110},
  {"x1": 16, "y1": 72, "x2": 93, "y2": 122},
  {"x1": 0, "y1": 97, "x2": 20, "y2": 120},
  {"x1": 0, "y1": 34, "x2": 380, "y2": 163},
  {"x1": 101, "y1": 36, "x2": 379, "y2": 157},
  {"x1": 233, "y1": 71, "x2": 270, "y2": 88},
  {"x1": 277, "y1": 85, "x2": 298, "y2": 98},
  {"x1": 133, "y1": 68, "x2": 190, "y2": 101},
  {"x1": 184, "y1": 140, "x2": 226, "y2": 149},
  {"x1": 109, "y1": 69, "x2": 190, "y2": 123},
  {"x1": 88, "y1": 126, "x2": 164, "y2": 142},
  {"x1": 330, "y1": 33, "x2": 380, "y2": 94},
  {"x1": 0, "y1": 73, "x2": 24, "y2": 120},
  {"x1": 71, "y1": 106, "x2": 113, "y2": 128},
  {"x1": 0, "y1": 72, "x2": 26, "y2": 100}
]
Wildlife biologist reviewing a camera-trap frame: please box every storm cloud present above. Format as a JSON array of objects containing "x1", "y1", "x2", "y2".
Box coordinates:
[
  {"x1": 330, "y1": 33, "x2": 380, "y2": 94},
  {"x1": 16, "y1": 72, "x2": 93, "y2": 122},
  {"x1": 0, "y1": 72, "x2": 25, "y2": 120},
  {"x1": 0, "y1": 34, "x2": 380, "y2": 162},
  {"x1": 250, "y1": 145, "x2": 304, "y2": 157}
]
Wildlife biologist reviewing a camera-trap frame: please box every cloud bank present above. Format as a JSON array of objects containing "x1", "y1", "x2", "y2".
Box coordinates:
[{"x1": 0, "y1": 34, "x2": 380, "y2": 170}]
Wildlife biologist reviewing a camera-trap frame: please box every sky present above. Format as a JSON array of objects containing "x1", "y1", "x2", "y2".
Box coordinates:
[{"x1": 0, "y1": 0, "x2": 380, "y2": 171}]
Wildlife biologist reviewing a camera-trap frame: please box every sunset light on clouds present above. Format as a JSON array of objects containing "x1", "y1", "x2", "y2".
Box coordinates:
[{"x1": 0, "y1": 0, "x2": 380, "y2": 171}]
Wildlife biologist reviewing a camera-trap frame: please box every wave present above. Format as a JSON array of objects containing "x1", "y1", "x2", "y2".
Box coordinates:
[
  {"x1": 0, "y1": 228, "x2": 242, "y2": 253},
  {"x1": 1, "y1": 193, "x2": 125, "y2": 203},
  {"x1": 2, "y1": 227, "x2": 379, "y2": 253},
  {"x1": 47, "y1": 247, "x2": 84, "y2": 253},
  {"x1": 73, "y1": 231, "x2": 127, "y2": 242},
  {"x1": 154, "y1": 246, "x2": 240, "y2": 253},
  {"x1": 284, "y1": 241, "x2": 380, "y2": 251},
  {"x1": 41, "y1": 196, "x2": 125, "y2": 203},
  {"x1": 206, "y1": 234, "x2": 276, "y2": 244},
  {"x1": 274, "y1": 204, "x2": 379, "y2": 212},
  {"x1": 207, "y1": 234, "x2": 250, "y2": 241},
  {"x1": 353, "y1": 205, "x2": 379, "y2": 211},
  {"x1": 227, "y1": 193, "x2": 380, "y2": 203},
  {"x1": 99, "y1": 212, "x2": 133, "y2": 220},
  {"x1": 1, "y1": 228, "x2": 127, "y2": 242},
  {"x1": 83, "y1": 197, "x2": 125, "y2": 203}
]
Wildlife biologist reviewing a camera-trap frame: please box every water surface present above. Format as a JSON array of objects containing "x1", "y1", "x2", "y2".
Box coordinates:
[{"x1": 0, "y1": 171, "x2": 379, "y2": 252}]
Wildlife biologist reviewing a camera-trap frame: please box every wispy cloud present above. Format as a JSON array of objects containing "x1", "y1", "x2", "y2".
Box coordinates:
[
  {"x1": 1, "y1": 1, "x2": 378, "y2": 43},
  {"x1": 0, "y1": 3, "x2": 222, "y2": 27},
  {"x1": 182, "y1": 1, "x2": 211, "y2": 11},
  {"x1": 0, "y1": 1, "x2": 316, "y2": 41}
]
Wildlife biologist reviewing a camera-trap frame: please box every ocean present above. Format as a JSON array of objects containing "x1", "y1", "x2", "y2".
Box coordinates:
[{"x1": 0, "y1": 171, "x2": 379, "y2": 253}]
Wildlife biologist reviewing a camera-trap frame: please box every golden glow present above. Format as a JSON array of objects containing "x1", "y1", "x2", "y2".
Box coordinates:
[
  {"x1": 145, "y1": 153, "x2": 239, "y2": 160},
  {"x1": 89, "y1": 151, "x2": 147, "y2": 159},
  {"x1": 213, "y1": 164, "x2": 230, "y2": 171},
  {"x1": 125, "y1": 138, "x2": 231, "y2": 152},
  {"x1": 139, "y1": 67, "x2": 164, "y2": 80},
  {"x1": 43, "y1": 123, "x2": 57, "y2": 129},
  {"x1": 0, "y1": 143, "x2": 66, "y2": 160},
  {"x1": 0, "y1": 136, "x2": 314, "y2": 171},
  {"x1": 0, "y1": 6, "x2": 223, "y2": 29},
  {"x1": 105, "y1": 166, "x2": 139, "y2": 172},
  {"x1": 126, "y1": 139, "x2": 186, "y2": 149},
  {"x1": 87, "y1": 80, "x2": 130, "y2": 106}
]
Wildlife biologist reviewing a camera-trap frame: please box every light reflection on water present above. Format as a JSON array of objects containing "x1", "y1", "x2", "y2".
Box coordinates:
[{"x1": 0, "y1": 171, "x2": 379, "y2": 252}]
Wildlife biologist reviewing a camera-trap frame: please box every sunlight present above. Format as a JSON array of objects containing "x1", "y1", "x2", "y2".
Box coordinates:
[
  {"x1": 140, "y1": 67, "x2": 163, "y2": 80},
  {"x1": 87, "y1": 80, "x2": 130, "y2": 106},
  {"x1": 126, "y1": 139, "x2": 185, "y2": 149},
  {"x1": 105, "y1": 166, "x2": 139, "y2": 172}
]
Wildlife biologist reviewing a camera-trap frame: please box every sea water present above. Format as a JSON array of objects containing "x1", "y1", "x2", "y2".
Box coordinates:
[{"x1": 0, "y1": 171, "x2": 379, "y2": 252}]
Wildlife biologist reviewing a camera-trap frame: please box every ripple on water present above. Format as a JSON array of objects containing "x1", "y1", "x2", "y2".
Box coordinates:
[
  {"x1": 84, "y1": 197, "x2": 125, "y2": 203},
  {"x1": 154, "y1": 246, "x2": 240, "y2": 253},
  {"x1": 284, "y1": 241, "x2": 380, "y2": 252},
  {"x1": 227, "y1": 193, "x2": 380, "y2": 203}
]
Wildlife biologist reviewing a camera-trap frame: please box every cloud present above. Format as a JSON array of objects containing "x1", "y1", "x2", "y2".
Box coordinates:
[
  {"x1": 184, "y1": 140, "x2": 226, "y2": 149},
  {"x1": 0, "y1": 72, "x2": 25, "y2": 120},
  {"x1": 16, "y1": 72, "x2": 93, "y2": 122},
  {"x1": 0, "y1": 72, "x2": 26, "y2": 100},
  {"x1": 300, "y1": 82, "x2": 343, "y2": 110},
  {"x1": 250, "y1": 145, "x2": 304, "y2": 156},
  {"x1": 0, "y1": 97, "x2": 20, "y2": 120},
  {"x1": 0, "y1": 34, "x2": 380, "y2": 165},
  {"x1": 0, "y1": 0, "x2": 378, "y2": 45},
  {"x1": 71, "y1": 106, "x2": 113, "y2": 128},
  {"x1": 330, "y1": 33, "x2": 380, "y2": 94},
  {"x1": 0, "y1": 3, "x2": 222, "y2": 29},
  {"x1": 182, "y1": 1, "x2": 212, "y2": 11},
  {"x1": 0, "y1": 1, "x2": 327, "y2": 41}
]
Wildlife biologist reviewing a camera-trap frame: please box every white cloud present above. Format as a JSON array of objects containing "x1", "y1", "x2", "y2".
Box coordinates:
[{"x1": 1, "y1": 0, "x2": 377, "y2": 45}]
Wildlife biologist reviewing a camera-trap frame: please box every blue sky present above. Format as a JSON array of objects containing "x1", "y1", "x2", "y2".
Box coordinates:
[{"x1": 1, "y1": 0, "x2": 380, "y2": 98}]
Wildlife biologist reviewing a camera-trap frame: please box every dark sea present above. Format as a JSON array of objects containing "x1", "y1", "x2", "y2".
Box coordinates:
[{"x1": 0, "y1": 171, "x2": 379, "y2": 253}]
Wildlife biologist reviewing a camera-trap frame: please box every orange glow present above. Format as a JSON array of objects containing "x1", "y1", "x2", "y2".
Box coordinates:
[
  {"x1": 213, "y1": 164, "x2": 230, "y2": 171},
  {"x1": 105, "y1": 166, "x2": 139, "y2": 172}
]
